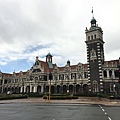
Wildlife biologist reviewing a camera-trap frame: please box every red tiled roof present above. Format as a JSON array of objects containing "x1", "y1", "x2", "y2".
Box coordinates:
[
  {"x1": 83, "y1": 63, "x2": 88, "y2": 68},
  {"x1": 58, "y1": 67, "x2": 65, "y2": 71},
  {"x1": 39, "y1": 60, "x2": 54, "y2": 72},
  {"x1": 22, "y1": 72, "x2": 27, "y2": 75},
  {"x1": 3, "y1": 73, "x2": 12, "y2": 77},
  {"x1": 104, "y1": 60, "x2": 119, "y2": 64}
]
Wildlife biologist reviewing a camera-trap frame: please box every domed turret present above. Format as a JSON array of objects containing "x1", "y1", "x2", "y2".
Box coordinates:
[
  {"x1": 91, "y1": 17, "x2": 97, "y2": 27},
  {"x1": 46, "y1": 53, "x2": 52, "y2": 63},
  {"x1": 67, "y1": 60, "x2": 70, "y2": 66}
]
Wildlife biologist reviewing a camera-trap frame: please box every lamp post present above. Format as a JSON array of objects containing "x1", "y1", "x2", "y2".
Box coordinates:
[
  {"x1": 22, "y1": 79, "x2": 24, "y2": 94},
  {"x1": 73, "y1": 74, "x2": 76, "y2": 95},
  {"x1": 111, "y1": 75, "x2": 117, "y2": 99},
  {"x1": 80, "y1": 81, "x2": 83, "y2": 93},
  {"x1": 48, "y1": 72, "x2": 52, "y2": 101}
]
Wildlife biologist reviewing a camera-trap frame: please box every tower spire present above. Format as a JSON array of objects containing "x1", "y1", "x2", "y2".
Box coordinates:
[
  {"x1": 91, "y1": 7, "x2": 94, "y2": 18},
  {"x1": 90, "y1": 7, "x2": 96, "y2": 27}
]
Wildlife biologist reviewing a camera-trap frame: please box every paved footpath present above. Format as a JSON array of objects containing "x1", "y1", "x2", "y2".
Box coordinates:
[{"x1": 0, "y1": 97, "x2": 120, "y2": 106}]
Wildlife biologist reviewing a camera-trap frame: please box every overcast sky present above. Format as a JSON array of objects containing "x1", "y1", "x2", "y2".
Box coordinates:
[{"x1": 0, "y1": 0, "x2": 120, "y2": 73}]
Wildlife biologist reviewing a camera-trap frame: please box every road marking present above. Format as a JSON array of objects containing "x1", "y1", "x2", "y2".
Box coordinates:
[
  {"x1": 99, "y1": 105, "x2": 112, "y2": 120},
  {"x1": 102, "y1": 108, "x2": 105, "y2": 111},
  {"x1": 108, "y1": 117, "x2": 112, "y2": 120}
]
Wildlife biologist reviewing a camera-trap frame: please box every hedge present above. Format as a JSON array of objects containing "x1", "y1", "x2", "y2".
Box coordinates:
[
  {"x1": 27, "y1": 92, "x2": 44, "y2": 97},
  {"x1": 43, "y1": 95, "x2": 78, "y2": 100},
  {"x1": 0, "y1": 94, "x2": 28, "y2": 100}
]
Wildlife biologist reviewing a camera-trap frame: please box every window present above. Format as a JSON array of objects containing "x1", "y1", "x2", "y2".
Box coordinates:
[
  {"x1": 91, "y1": 35, "x2": 93, "y2": 40},
  {"x1": 84, "y1": 72, "x2": 88, "y2": 78},
  {"x1": 103, "y1": 70, "x2": 107, "y2": 77},
  {"x1": 54, "y1": 75, "x2": 58, "y2": 80},
  {"x1": 71, "y1": 73, "x2": 76, "y2": 79},
  {"x1": 4, "y1": 79, "x2": 7, "y2": 84},
  {"x1": 78, "y1": 73, "x2": 82, "y2": 79},
  {"x1": 88, "y1": 36, "x2": 90, "y2": 40},
  {"x1": 65, "y1": 74, "x2": 69, "y2": 80},
  {"x1": 114, "y1": 70, "x2": 118, "y2": 77},
  {"x1": 93, "y1": 81, "x2": 98, "y2": 92},
  {"x1": 109, "y1": 70, "x2": 112, "y2": 78},
  {"x1": 94, "y1": 34, "x2": 96, "y2": 39},
  {"x1": 59, "y1": 74, "x2": 64, "y2": 80}
]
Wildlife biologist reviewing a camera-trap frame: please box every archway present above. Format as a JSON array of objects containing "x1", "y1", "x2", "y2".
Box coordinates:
[
  {"x1": 31, "y1": 86, "x2": 34, "y2": 93},
  {"x1": 37, "y1": 85, "x2": 41, "y2": 93},
  {"x1": 57, "y1": 85, "x2": 61, "y2": 93},
  {"x1": 4, "y1": 87, "x2": 7, "y2": 93},
  {"x1": 83, "y1": 84, "x2": 88, "y2": 93},
  {"x1": 15, "y1": 87, "x2": 19, "y2": 93},
  {"x1": 63, "y1": 85, "x2": 67, "y2": 93},
  {"x1": 26, "y1": 86, "x2": 30, "y2": 93},
  {"x1": 51, "y1": 85, "x2": 55, "y2": 94},
  {"x1": 18, "y1": 87, "x2": 21, "y2": 93},
  {"x1": 11, "y1": 87, "x2": 15, "y2": 93},
  {"x1": 76, "y1": 84, "x2": 81, "y2": 94},
  {"x1": 69, "y1": 85, "x2": 73, "y2": 94}
]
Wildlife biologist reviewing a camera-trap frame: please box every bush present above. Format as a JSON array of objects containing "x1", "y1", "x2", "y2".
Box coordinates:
[
  {"x1": 0, "y1": 94, "x2": 28, "y2": 100},
  {"x1": 27, "y1": 92, "x2": 44, "y2": 97},
  {"x1": 51, "y1": 93, "x2": 71, "y2": 96},
  {"x1": 74, "y1": 93, "x2": 98, "y2": 97}
]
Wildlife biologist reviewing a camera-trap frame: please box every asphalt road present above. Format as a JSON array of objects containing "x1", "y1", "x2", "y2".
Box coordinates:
[{"x1": 0, "y1": 103, "x2": 120, "y2": 120}]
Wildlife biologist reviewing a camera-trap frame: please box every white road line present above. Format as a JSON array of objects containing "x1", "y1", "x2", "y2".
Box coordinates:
[
  {"x1": 99, "y1": 105, "x2": 103, "y2": 109},
  {"x1": 108, "y1": 117, "x2": 112, "y2": 120},
  {"x1": 102, "y1": 108, "x2": 105, "y2": 112},
  {"x1": 99, "y1": 105, "x2": 112, "y2": 120}
]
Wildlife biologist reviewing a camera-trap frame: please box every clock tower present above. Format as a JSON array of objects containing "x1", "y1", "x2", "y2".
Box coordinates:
[{"x1": 85, "y1": 9, "x2": 105, "y2": 93}]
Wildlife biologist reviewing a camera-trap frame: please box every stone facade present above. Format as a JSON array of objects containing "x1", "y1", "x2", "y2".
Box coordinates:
[
  {"x1": 0, "y1": 55, "x2": 88, "y2": 94},
  {"x1": 0, "y1": 13, "x2": 120, "y2": 95}
]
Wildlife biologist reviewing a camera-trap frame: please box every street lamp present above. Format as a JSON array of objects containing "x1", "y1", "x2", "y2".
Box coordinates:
[
  {"x1": 22, "y1": 79, "x2": 24, "y2": 94},
  {"x1": 80, "y1": 81, "x2": 83, "y2": 93},
  {"x1": 73, "y1": 74, "x2": 76, "y2": 95},
  {"x1": 48, "y1": 72, "x2": 52, "y2": 101}
]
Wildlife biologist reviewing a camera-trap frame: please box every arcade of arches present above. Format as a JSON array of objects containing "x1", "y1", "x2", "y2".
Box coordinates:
[{"x1": 2, "y1": 84, "x2": 88, "y2": 94}]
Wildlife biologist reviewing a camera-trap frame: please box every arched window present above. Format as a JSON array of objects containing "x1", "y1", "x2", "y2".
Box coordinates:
[
  {"x1": 88, "y1": 36, "x2": 90, "y2": 40},
  {"x1": 114, "y1": 70, "x2": 118, "y2": 77},
  {"x1": 109, "y1": 70, "x2": 112, "y2": 78},
  {"x1": 94, "y1": 34, "x2": 96, "y2": 39},
  {"x1": 93, "y1": 81, "x2": 98, "y2": 92},
  {"x1": 91, "y1": 35, "x2": 93, "y2": 40},
  {"x1": 103, "y1": 70, "x2": 107, "y2": 77}
]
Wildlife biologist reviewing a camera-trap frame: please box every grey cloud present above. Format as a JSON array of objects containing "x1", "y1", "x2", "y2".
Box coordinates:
[{"x1": 0, "y1": 0, "x2": 120, "y2": 70}]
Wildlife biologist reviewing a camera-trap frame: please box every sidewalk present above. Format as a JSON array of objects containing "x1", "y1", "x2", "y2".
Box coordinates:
[{"x1": 0, "y1": 97, "x2": 120, "y2": 106}]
